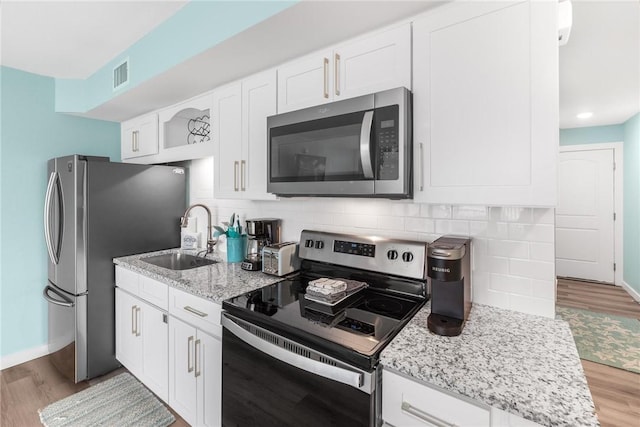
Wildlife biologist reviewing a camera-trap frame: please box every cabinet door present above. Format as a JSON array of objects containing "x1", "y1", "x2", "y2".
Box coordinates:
[
  {"x1": 241, "y1": 70, "x2": 277, "y2": 200},
  {"x1": 196, "y1": 331, "x2": 222, "y2": 427},
  {"x1": 277, "y1": 50, "x2": 332, "y2": 113},
  {"x1": 139, "y1": 301, "x2": 169, "y2": 403},
  {"x1": 413, "y1": 1, "x2": 558, "y2": 206},
  {"x1": 213, "y1": 83, "x2": 242, "y2": 199},
  {"x1": 169, "y1": 317, "x2": 198, "y2": 426},
  {"x1": 121, "y1": 114, "x2": 159, "y2": 160},
  {"x1": 336, "y1": 23, "x2": 411, "y2": 100},
  {"x1": 115, "y1": 289, "x2": 141, "y2": 374}
]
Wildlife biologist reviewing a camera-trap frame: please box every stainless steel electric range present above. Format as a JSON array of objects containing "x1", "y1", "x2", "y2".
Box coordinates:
[{"x1": 221, "y1": 230, "x2": 429, "y2": 427}]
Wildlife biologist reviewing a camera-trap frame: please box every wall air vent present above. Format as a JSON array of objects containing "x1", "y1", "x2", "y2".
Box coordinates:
[{"x1": 113, "y1": 59, "x2": 129, "y2": 91}]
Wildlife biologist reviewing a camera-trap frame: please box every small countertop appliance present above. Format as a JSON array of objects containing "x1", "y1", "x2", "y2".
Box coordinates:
[
  {"x1": 241, "y1": 218, "x2": 281, "y2": 271},
  {"x1": 427, "y1": 236, "x2": 471, "y2": 336}
]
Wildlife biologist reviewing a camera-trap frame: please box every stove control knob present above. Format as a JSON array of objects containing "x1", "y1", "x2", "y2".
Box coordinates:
[
  {"x1": 402, "y1": 252, "x2": 414, "y2": 262},
  {"x1": 305, "y1": 239, "x2": 314, "y2": 248},
  {"x1": 315, "y1": 240, "x2": 324, "y2": 249},
  {"x1": 387, "y1": 250, "x2": 398, "y2": 260}
]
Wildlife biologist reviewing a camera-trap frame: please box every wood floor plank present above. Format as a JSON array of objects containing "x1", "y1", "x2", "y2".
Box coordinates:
[{"x1": 559, "y1": 279, "x2": 640, "y2": 427}]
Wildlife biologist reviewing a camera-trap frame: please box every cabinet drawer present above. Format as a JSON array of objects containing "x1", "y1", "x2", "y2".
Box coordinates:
[
  {"x1": 139, "y1": 275, "x2": 169, "y2": 311},
  {"x1": 383, "y1": 369, "x2": 490, "y2": 427},
  {"x1": 168, "y1": 287, "x2": 222, "y2": 337},
  {"x1": 115, "y1": 266, "x2": 139, "y2": 295}
]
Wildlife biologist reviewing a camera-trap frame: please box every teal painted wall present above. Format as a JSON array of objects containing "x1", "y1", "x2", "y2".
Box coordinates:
[
  {"x1": 623, "y1": 114, "x2": 640, "y2": 293},
  {"x1": 56, "y1": 1, "x2": 296, "y2": 113},
  {"x1": 0, "y1": 67, "x2": 120, "y2": 358},
  {"x1": 559, "y1": 124, "x2": 625, "y2": 146}
]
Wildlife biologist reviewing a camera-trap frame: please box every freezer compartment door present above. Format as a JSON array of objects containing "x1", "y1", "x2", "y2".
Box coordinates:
[{"x1": 43, "y1": 283, "x2": 87, "y2": 383}]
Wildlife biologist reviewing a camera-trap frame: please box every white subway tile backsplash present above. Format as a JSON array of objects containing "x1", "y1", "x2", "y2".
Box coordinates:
[
  {"x1": 453, "y1": 205, "x2": 488, "y2": 220},
  {"x1": 490, "y1": 274, "x2": 532, "y2": 296},
  {"x1": 529, "y1": 242, "x2": 555, "y2": 262},
  {"x1": 531, "y1": 279, "x2": 556, "y2": 300},
  {"x1": 189, "y1": 161, "x2": 555, "y2": 318},
  {"x1": 509, "y1": 259, "x2": 555, "y2": 281},
  {"x1": 405, "y1": 217, "x2": 435, "y2": 234},
  {"x1": 488, "y1": 239, "x2": 529, "y2": 259},
  {"x1": 429, "y1": 205, "x2": 452, "y2": 219},
  {"x1": 378, "y1": 216, "x2": 406, "y2": 231}
]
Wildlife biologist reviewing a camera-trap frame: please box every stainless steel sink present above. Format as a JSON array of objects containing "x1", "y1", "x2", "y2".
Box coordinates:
[{"x1": 141, "y1": 253, "x2": 216, "y2": 270}]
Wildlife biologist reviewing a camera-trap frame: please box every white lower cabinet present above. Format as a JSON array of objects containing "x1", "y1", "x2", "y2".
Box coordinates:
[
  {"x1": 383, "y1": 369, "x2": 543, "y2": 427},
  {"x1": 115, "y1": 288, "x2": 169, "y2": 402},
  {"x1": 115, "y1": 267, "x2": 222, "y2": 426},
  {"x1": 383, "y1": 369, "x2": 490, "y2": 427},
  {"x1": 168, "y1": 317, "x2": 221, "y2": 427}
]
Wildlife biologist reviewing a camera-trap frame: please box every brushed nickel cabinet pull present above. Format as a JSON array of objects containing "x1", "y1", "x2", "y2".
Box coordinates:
[
  {"x1": 419, "y1": 142, "x2": 425, "y2": 192},
  {"x1": 233, "y1": 161, "x2": 239, "y2": 191},
  {"x1": 334, "y1": 53, "x2": 341, "y2": 96},
  {"x1": 401, "y1": 402, "x2": 456, "y2": 427},
  {"x1": 188, "y1": 336, "x2": 194, "y2": 373},
  {"x1": 323, "y1": 57, "x2": 329, "y2": 99},
  {"x1": 194, "y1": 339, "x2": 201, "y2": 378},
  {"x1": 135, "y1": 307, "x2": 141, "y2": 337},
  {"x1": 240, "y1": 160, "x2": 246, "y2": 191},
  {"x1": 131, "y1": 305, "x2": 136, "y2": 335},
  {"x1": 184, "y1": 305, "x2": 208, "y2": 317}
]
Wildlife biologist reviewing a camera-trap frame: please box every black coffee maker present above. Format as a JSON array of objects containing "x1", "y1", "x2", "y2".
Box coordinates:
[{"x1": 427, "y1": 236, "x2": 471, "y2": 336}]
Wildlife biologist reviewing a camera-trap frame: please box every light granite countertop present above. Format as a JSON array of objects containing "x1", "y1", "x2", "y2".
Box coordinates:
[
  {"x1": 113, "y1": 248, "x2": 282, "y2": 303},
  {"x1": 381, "y1": 302, "x2": 599, "y2": 427}
]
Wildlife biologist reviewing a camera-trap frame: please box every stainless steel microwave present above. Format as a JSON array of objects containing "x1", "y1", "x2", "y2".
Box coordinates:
[{"x1": 267, "y1": 87, "x2": 412, "y2": 199}]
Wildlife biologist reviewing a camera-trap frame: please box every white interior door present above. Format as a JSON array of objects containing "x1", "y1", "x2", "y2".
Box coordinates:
[{"x1": 556, "y1": 148, "x2": 615, "y2": 283}]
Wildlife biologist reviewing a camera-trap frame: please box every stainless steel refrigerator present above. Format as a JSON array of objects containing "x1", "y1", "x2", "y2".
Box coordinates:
[{"x1": 42, "y1": 155, "x2": 186, "y2": 383}]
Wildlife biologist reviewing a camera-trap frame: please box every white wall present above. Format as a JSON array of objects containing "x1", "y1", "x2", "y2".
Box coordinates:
[{"x1": 188, "y1": 158, "x2": 556, "y2": 318}]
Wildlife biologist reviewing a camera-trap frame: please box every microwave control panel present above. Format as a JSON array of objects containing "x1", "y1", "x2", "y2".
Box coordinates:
[{"x1": 375, "y1": 105, "x2": 399, "y2": 180}]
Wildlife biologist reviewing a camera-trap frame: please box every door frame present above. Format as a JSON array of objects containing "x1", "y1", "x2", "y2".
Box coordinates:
[{"x1": 558, "y1": 142, "x2": 623, "y2": 285}]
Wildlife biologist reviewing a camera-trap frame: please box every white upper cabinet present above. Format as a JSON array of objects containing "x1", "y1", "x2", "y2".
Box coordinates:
[
  {"x1": 212, "y1": 83, "x2": 242, "y2": 198},
  {"x1": 412, "y1": 1, "x2": 558, "y2": 206},
  {"x1": 277, "y1": 23, "x2": 411, "y2": 113},
  {"x1": 121, "y1": 113, "x2": 158, "y2": 160},
  {"x1": 122, "y1": 94, "x2": 214, "y2": 164},
  {"x1": 214, "y1": 70, "x2": 277, "y2": 200}
]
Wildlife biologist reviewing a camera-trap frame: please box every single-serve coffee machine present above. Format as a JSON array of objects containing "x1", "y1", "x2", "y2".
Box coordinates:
[
  {"x1": 241, "y1": 218, "x2": 281, "y2": 271},
  {"x1": 426, "y1": 236, "x2": 471, "y2": 336}
]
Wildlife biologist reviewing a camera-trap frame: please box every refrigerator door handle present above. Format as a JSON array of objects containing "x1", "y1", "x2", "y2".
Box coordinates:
[
  {"x1": 43, "y1": 283, "x2": 74, "y2": 308},
  {"x1": 44, "y1": 171, "x2": 63, "y2": 265}
]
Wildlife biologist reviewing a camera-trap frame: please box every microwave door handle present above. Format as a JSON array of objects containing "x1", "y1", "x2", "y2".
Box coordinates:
[{"x1": 359, "y1": 111, "x2": 375, "y2": 179}]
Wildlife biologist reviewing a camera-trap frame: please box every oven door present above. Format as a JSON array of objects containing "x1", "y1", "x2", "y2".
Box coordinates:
[{"x1": 221, "y1": 313, "x2": 378, "y2": 427}]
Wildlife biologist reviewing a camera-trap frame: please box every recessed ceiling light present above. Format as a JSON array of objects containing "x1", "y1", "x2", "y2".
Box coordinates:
[{"x1": 576, "y1": 112, "x2": 593, "y2": 119}]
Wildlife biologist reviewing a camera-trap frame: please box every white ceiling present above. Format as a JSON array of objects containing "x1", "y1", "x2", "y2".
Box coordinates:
[
  {"x1": 0, "y1": 1, "x2": 188, "y2": 79},
  {"x1": 559, "y1": 0, "x2": 639, "y2": 128},
  {"x1": 1, "y1": 1, "x2": 638, "y2": 128}
]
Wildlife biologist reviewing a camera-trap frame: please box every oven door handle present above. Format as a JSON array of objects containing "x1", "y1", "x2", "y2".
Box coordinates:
[{"x1": 222, "y1": 314, "x2": 364, "y2": 389}]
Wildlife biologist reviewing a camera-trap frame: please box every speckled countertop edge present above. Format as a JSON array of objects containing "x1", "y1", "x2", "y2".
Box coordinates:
[
  {"x1": 113, "y1": 248, "x2": 283, "y2": 304},
  {"x1": 381, "y1": 303, "x2": 599, "y2": 427}
]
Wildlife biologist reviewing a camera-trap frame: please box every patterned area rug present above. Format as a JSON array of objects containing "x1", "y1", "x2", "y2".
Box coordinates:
[
  {"x1": 39, "y1": 373, "x2": 175, "y2": 427},
  {"x1": 557, "y1": 306, "x2": 640, "y2": 374}
]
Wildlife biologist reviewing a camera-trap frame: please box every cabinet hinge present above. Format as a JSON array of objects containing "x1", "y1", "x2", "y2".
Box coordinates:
[
  {"x1": 163, "y1": 314, "x2": 168, "y2": 324},
  {"x1": 614, "y1": 263, "x2": 617, "y2": 272},
  {"x1": 613, "y1": 161, "x2": 616, "y2": 171},
  {"x1": 613, "y1": 212, "x2": 616, "y2": 221}
]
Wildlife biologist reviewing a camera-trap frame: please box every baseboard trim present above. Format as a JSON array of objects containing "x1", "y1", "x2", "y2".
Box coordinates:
[
  {"x1": 621, "y1": 280, "x2": 640, "y2": 303},
  {"x1": 1, "y1": 344, "x2": 49, "y2": 371}
]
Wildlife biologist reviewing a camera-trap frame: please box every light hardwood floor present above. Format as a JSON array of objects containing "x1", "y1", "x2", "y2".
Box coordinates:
[
  {"x1": 557, "y1": 278, "x2": 640, "y2": 427},
  {"x1": 0, "y1": 357, "x2": 188, "y2": 427}
]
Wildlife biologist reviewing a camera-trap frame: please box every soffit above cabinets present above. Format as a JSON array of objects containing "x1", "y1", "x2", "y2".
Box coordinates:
[{"x1": 79, "y1": 1, "x2": 446, "y2": 122}]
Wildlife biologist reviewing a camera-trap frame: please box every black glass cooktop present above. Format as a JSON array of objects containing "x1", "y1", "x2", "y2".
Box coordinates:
[{"x1": 223, "y1": 270, "x2": 426, "y2": 367}]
